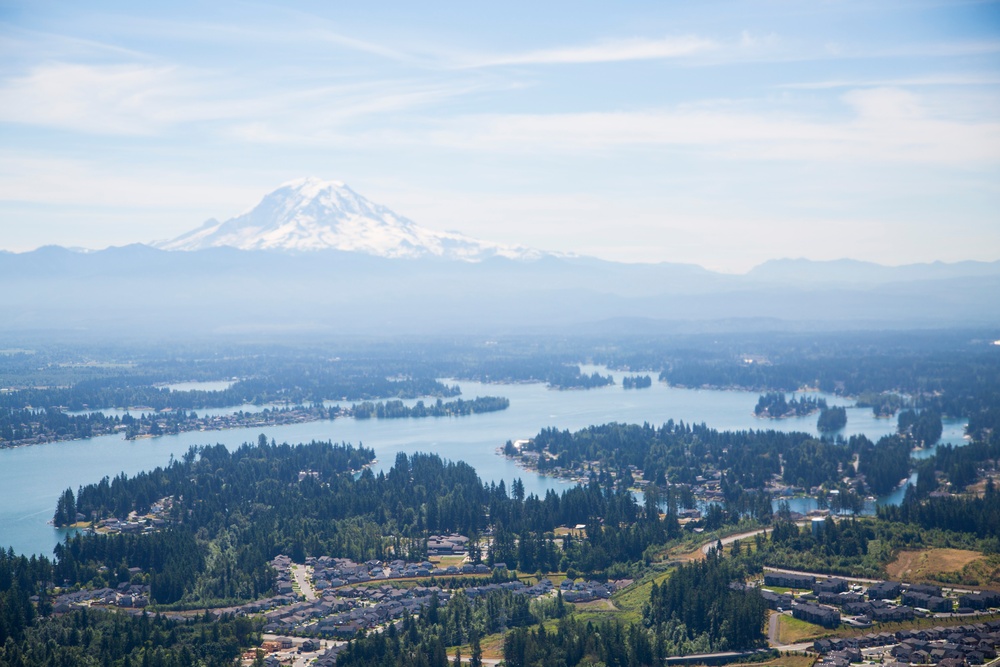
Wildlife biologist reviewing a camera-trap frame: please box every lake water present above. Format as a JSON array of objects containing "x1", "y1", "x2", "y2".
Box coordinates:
[{"x1": 0, "y1": 368, "x2": 968, "y2": 556}]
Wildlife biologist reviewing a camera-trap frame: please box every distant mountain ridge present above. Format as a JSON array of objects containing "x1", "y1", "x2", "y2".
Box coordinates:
[
  {"x1": 154, "y1": 177, "x2": 542, "y2": 261},
  {"x1": 747, "y1": 257, "x2": 1000, "y2": 284},
  {"x1": 2, "y1": 243, "x2": 999, "y2": 336},
  {"x1": 4, "y1": 177, "x2": 1000, "y2": 335}
]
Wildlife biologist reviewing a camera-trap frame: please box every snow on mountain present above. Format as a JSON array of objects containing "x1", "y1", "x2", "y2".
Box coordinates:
[{"x1": 155, "y1": 177, "x2": 542, "y2": 261}]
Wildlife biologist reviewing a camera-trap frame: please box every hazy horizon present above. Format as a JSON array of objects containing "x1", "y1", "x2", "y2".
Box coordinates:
[{"x1": 2, "y1": 1, "x2": 999, "y2": 272}]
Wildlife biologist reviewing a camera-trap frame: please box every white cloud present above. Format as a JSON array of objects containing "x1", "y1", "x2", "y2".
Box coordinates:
[
  {"x1": 467, "y1": 35, "x2": 716, "y2": 67},
  {"x1": 0, "y1": 63, "x2": 232, "y2": 135},
  {"x1": 0, "y1": 61, "x2": 480, "y2": 137}
]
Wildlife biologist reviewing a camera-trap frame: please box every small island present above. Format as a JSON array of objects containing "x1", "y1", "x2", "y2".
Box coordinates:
[
  {"x1": 817, "y1": 405, "x2": 848, "y2": 432},
  {"x1": 622, "y1": 374, "x2": 652, "y2": 389},
  {"x1": 754, "y1": 392, "x2": 827, "y2": 418}
]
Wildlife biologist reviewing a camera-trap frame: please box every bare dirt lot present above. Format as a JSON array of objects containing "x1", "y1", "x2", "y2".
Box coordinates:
[{"x1": 886, "y1": 548, "x2": 983, "y2": 582}]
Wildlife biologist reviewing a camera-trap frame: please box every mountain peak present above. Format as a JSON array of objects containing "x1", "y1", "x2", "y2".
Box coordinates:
[{"x1": 155, "y1": 178, "x2": 542, "y2": 261}]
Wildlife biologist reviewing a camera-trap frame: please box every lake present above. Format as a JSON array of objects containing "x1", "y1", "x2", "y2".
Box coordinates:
[{"x1": 0, "y1": 368, "x2": 968, "y2": 556}]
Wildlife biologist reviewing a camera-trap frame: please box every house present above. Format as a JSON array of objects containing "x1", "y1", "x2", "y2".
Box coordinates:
[
  {"x1": 960, "y1": 591, "x2": 1000, "y2": 610},
  {"x1": 764, "y1": 572, "x2": 815, "y2": 589},
  {"x1": 867, "y1": 581, "x2": 902, "y2": 600},
  {"x1": 813, "y1": 578, "x2": 848, "y2": 595},
  {"x1": 792, "y1": 602, "x2": 840, "y2": 628}
]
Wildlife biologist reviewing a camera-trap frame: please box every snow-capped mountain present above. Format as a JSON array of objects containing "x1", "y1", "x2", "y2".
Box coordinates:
[{"x1": 155, "y1": 177, "x2": 541, "y2": 261}]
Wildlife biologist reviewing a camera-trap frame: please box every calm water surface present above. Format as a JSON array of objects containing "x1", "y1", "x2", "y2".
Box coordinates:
[{"x1": 0, "y1": 368, "x2": 968, "y2": 555}]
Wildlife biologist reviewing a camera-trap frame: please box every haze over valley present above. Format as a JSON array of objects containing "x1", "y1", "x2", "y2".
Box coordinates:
[
  {"x1": 1, "y1": 3, "x2": 999, "y2": 666},
  {"x1": 4, "y1": 177, "x2": 998, "y2": 336}
]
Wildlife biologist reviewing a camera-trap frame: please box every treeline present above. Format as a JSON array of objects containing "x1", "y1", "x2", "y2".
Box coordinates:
[
  {"x1": 2, "y1": 405, "x2": 332, "y2": 448},
  {"x1": 456, "y1": 358, "x2": 613, "y2": 390},
  {"x1": 1, "y1": 406, "x2": 112, "y2": 445},
  {"x1": 856, "y1": 435, "x2": 912, "y2": 496},
  {"x1": 503, "y1": 618, "x2": 660, "y2": 667},
  {"x1": 646, "y1": 552, "x2": 767, "y2": 652},
  {"x1": 759, "y1": 510, "x2": 1000, "y2": 578},
  {"x1": 879, "y1": 481, "x2": 1000, "y2": 542},
  {"x1": 915, "y1": 436, "x2": 1000, "y2": 494},
  {"x1": 0, "y1": 548, "x2": 51, "y2": 647},
  {"x1": 761, "y1": 515, "x2": 882, "y2": 577},
  {"x1": 0, "y1": 606, "x2": 261, "y2": 667},
  {"x1": 0, "y1": 371, "x2": 459, "y2": 413},
  {"x1": 351, "y1": 396, "x2": 509, "y2": 419},
  {"x1": 499, "y1": 553, "x2": 767, "y2": 667},
  {"x1": 754, "y1": 392, "x2": 826, "y2": 418},
  {"x1": 4, "y1": 395, "x2": 511, "y2": 448},
  {"x1": 0, "y1": 547, "x2": 262, "y2": 666},
  {"x1": 337, "y1": 589, "x2": 542, "y2": 667}
]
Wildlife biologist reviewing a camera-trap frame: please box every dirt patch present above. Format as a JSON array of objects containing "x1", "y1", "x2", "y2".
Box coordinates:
[
  {"x1": 887, "y1": 548, "x2": 983, "y2": 582},
  {"x1": 572, "y1": 598, "x2": 618, "y2": 611}
]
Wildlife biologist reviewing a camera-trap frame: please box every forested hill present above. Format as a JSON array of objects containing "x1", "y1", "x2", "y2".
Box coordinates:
[{"x1": 50, "y1": 437, "x2": 673, "y2": 608}]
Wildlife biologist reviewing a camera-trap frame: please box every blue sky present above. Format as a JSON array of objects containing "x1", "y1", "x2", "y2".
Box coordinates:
[{"x1": 1, "y1": 0, "x2": 998, "y2": 271}]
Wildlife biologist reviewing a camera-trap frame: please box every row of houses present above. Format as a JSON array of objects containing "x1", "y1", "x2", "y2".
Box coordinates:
[
  {"x1": 308, "y1": 555, "x2": 492, "y2": 588},
  {"x1": 96, "y1": 515, "x2": 167, "y2": 535},
  {"x1": 766, "y1": 574, "x2": 1000, "y2": 627},
  {"x1": 221, "y1": 553, "x2": 543, "y2": 641},
  {"x1": 763, "y1": 572, "x2": 815, "y2": 589},
  {"x1": 559, "y1": 577, "x2": 619, "y2": 603},
  {"x1": 816, "y1": 619, "x2": 1000, "y2": 667},
  {"x1": 54, "y1": 582, "x2": 151, "y2": 611},
  {"x1": 269, "y1": 579, "x2": 558, "y2": 638}
]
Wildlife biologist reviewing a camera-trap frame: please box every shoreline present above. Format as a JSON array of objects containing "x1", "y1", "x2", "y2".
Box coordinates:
[{"x1": 0, "y1": 399, "x2": 510, "y2": 451}]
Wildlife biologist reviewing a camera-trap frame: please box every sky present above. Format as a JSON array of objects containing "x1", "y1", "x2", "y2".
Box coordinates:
[{"x1": 0, "y1": 0, "x2": 998, "y2": 272}]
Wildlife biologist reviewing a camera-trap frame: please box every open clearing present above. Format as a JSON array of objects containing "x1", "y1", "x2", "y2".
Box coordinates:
[
  {"x1": 886, "y1": 548, "x2": 983, "y2": 582},
  {"x1": 572, "y1": 598, "x2": 618, "y2": 612},
  {"x1": 777, "y1": 615, "x2": 828, "y2": 644}
]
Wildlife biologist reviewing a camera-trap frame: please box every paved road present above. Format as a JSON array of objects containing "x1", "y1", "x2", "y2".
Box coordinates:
[
  {"x1": 700, "y1": 522, "x2": 811, "y2": 557},
  {"x1": 700, "y1": 526, "x2": 778, "y2": 556},
  {"x1": 768, "y1": 611, "x2": 781, "y2": 645},
  {"x1": 291, "y1": 564, "x2": 317, "y2": 601}
]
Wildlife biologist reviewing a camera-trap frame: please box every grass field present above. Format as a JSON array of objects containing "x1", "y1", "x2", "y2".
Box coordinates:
[
  {"x1": 777, "y1": 615, "x2": 828, "y2": 644},
  {"x1": 886, "y1": 548, "x2": 983, "y2": 582},
  {"x1": 449, "y1": 631, "x2": 505, "y2": 662},
  {"x1": 721, "y1": 656, "x2": 816, "y2": 667},
  {"x1": 429, "y1": 555, "x2": 467, "y2": 568}
]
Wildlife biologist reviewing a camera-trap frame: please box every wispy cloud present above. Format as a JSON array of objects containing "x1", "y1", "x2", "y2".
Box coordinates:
[
  {"x1": 0, "y1": 61, "x2": 478, "y2": 136},
  {"x1": 412, "y1": 88, "x2": 1000, "y2": 164},
  {"x1": 466, "y1": 35, "x2": 716, "y2": 67},
  {"x1": 0, "y1": 63, "x2": 202, "y2": 135},
  {"x1": 779, "y1": 74, "x2": 1000, "y2": 89}
]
